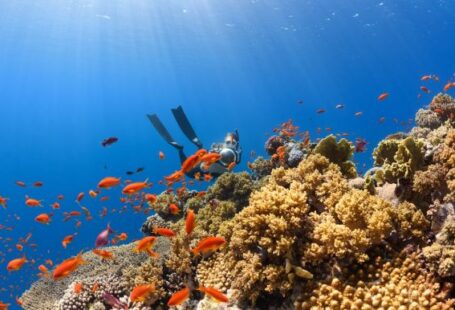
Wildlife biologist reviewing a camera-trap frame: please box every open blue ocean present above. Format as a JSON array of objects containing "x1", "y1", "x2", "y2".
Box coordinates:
[{"x1": 0, "y1": 1, "x2": 454, "y2": 309}]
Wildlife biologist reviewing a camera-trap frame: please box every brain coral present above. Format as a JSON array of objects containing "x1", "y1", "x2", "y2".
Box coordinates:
[
  {"x1": 373, "y1": 136, "x2": 425, "y2": 185},
  {"x1": 205, "y1": 172, "x2": 255, "y2": 209},
  {"x1": 312, "y1": 135, "x2": 357, "y2": 178}
]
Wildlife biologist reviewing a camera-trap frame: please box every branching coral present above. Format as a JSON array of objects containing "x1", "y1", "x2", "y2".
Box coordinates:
[
  {"x1": 312, "y1": 135, "x2": 357, "y2": 178},
  {"x1": 304, "y1": 190, "x2": 427, "y2": 263},
  {"x1": 429, "y1": 93, "x2": 455, "y2": 122},
  {"x1": 434, "y1": 129, "x2": 455, "y2": 202}
]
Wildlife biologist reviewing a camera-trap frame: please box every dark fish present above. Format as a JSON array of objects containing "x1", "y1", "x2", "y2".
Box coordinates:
[
  {"x1": 102, "y1": 292, "x2": 128, "y2": 310},
  {"x1": 126, "y1": 171, "x2": 134, "y2": 175},
  {"x1": 101, "y1": 137, "x2": 118, "y2": 147},
  {"x1": 95, "y1": 224, "x2": 113, "y2": 248},
  {"x1": 316, "y1": 108, "x2": 326, "y2": 114},
  {"x1": 355, "y1": 138, "x2": 367, "y2": 153},
  {"x1": 136, "y1": 167, "x2": 145, "y2": 173},
  {"x1": 297, "y1": 99, "x2": 304, "y2": 104}
]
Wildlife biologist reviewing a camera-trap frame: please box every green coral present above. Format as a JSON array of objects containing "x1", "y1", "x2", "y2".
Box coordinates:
[
  {"x1": 313, "y1": 135, "x2": 357, "y2": 178},
  {"x1": 195, "y1": 200, "x2": 237, "y2": 236},
  {"x1": 206, "y1": 172, "x2": 255, "y2": 209},
  {"x1": 372, "y1": 136, "x2": 425, "y2": 185}
]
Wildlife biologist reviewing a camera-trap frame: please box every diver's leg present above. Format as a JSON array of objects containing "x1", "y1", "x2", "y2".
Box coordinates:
[
  {"x1": 146, "y1": 114, "x2": 183, "y2": 150},
  {"x1": 171, "y1": 106, "x2": 203, "y2": 149},
  {"x1": 178, "y1": 149, "x2": 187, "y2": 165}
]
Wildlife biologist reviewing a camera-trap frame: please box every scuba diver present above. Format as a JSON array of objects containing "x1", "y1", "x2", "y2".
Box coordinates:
[{"x1": 147, "y1": 106, "x2": 242, "y2": 178}]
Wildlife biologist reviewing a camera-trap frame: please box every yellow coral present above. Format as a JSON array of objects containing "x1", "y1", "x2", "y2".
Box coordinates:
[{"x1": 294, "y1": 252, "x2": 454, "y2": 309}]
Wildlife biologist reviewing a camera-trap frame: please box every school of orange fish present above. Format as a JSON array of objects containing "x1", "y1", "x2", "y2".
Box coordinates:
[{"x1": 0, "y1": 74, "x2": 454, "y2": 308}]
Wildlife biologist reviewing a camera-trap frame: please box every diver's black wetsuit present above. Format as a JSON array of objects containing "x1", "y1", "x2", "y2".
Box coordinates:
[{"x1": 147, "y1": 106, "x2": 241, "y2": 179}]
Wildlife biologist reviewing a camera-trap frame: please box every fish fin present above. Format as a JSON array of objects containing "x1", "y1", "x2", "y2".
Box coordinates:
[{"x1": 146, "y1": 249, "x2": 159, "y2": 258}]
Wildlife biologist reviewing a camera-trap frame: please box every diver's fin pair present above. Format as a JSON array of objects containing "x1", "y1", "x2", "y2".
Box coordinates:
[
  {"x1": 147, "y1": 114, "x2": 183, "y2": 150},
  {"x1": 147, "y1": 105, "x2": 202, "y2": 149}
]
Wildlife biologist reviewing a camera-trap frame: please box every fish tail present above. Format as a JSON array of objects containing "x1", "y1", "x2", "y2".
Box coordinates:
[{"x1": 146, "y1": 249, "x2": 159, "y2": 258}]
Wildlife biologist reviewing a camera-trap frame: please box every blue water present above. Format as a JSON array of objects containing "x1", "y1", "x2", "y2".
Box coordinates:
[{"x1": 0, "y1": 0, "x2": 454, "y2": 307}]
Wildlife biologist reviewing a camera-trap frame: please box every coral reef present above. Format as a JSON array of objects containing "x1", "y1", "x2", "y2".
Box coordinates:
[{"x1": 21, "y1": 94, "x2": 455, "y2": 310}]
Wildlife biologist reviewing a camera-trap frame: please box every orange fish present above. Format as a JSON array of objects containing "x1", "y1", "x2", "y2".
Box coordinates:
[
  {"x1": 130, "y1": 284, "x2": 156, "y2": 302},
  {"x1": 153, "y1": 227, "x2": 176, "y2": 237},
  {"x1": 100, "y1": 196, "x2": 110, "y2": 202},
  {"x1": 227, "y1": 162, "x2": 236, "y2": 171},
  {"x1": 45, "y1": 259, "x2": 54, "y2": 266},
  {"x1": 51, "y1": 202, "x2": 60, "y2": 209},
  {"x1": 35, "y1": 213, "x2": 51, "y2": 225},
  {"x1": 25, "y1": 197, "x2": 42, "y2": 207},
  {"x1": 53, "y1": 252, "x2": 85, "y2": 280},
  {"x1": 421, "y1": 75, "x2": 432, "y2": 81},
  {"x1": 181, "y1": 149, "x2": 208, "y2": 173},
  {"x1": 200, "y1": 153, "x2": 221, "y2": 165},
  {"x1": 420, "y1": 86, "x2": 430, "y2": 94},
  {"x1": 145, "y1": 193, "x2": 157, "y2": 204},
  {"x1": 15, "y1": 244, "x2": 23, "y2": 251},
  {"x1": 15, "y1": 181, "x2": 26, "y2": 187},
  {"x1": 98, "y1": 177, "x2": 121, "y2": 189},
  {"x1": 91, "y1": 282, "x2": 99, "y2": 293},
  {"x1": 76, "y1": 192, "x2": 84, "y2": 203},
  {"x1": 378, "y1": 92, "x2": 389, "y2": 101},
  {"x1": 7, "y1": 256, "x2": 27, "y2": 272},
  {"x1": 92, "y1": 249, "x2": 114, "y2": 260},
  {"x1": 0, "y1": 301, "x2": 9, "y2": 309},
  {"x1": 89, "y1": 190, "x2": 98, "y2": 198},
  {"x1": 33, "y1": 181, "x2": 43, "y2": 187},
  {"x1": 57, "y1": 194, "x2": 65, "y2": 200},
  {"x1": 167, "y1": 287, "x2": 190, "y2": 306},
  {"x1": 198, "y1": 286, "x2": 229, "y2": 303},
  {"x1": 444, "y1": 81, "x2": 455, "y2": 92},
  {"x1": 0, "y1": 196, "x2": 8, "y2": 209},
  {"x1": 117, "y1": 233, "x2": 128, "y2": 241},
  {"x1": 122, "y1": 180, "x2": 149, "y2": 195},
  {"x1": 316, "y1": 108, "x2": 326, "y2": 114},
  {"x1": 185, "y1": 210, "x2": 196, "y2": 235},
  {"x1": 133, "y1": 236, "x2": 158, "y2": 257},
  {"x1": 74, "y1": 282, "x2": 83, "y2": 294},
  {"x1": 15, "y1": 297, "x2": 23, "y2": 306},
  {"x1": 62, "y1": 235, "x2": 74, "y2": 248},
  {"x1": 203, "y1": 174, "x2": 213, "y2": 181},
  {"x1": 159, "y1": 151, "x2": 165, "y2": 160},
  {"x1": 191, "y1": 236, "x2": 226, "y2": 256},
  {"x1": 169, "y1": 203, "x2": 180, "y2": 215},
  {"x1": 38, "y1": 264, "x2": 49, "y2": 277}
]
